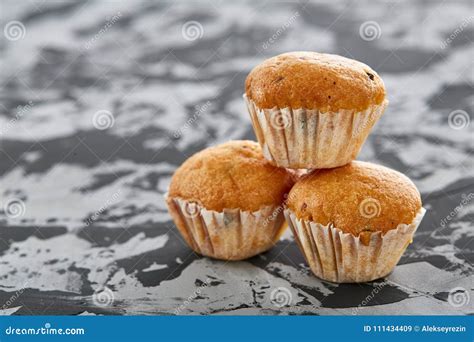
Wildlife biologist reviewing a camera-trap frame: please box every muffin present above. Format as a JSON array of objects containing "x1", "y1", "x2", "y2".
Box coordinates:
[
  {"x1": 166, "y1": 140, "x2": 294, "y2": 260},
  {"x1": 245, "y1": 51, "x2": 387, "y2": 169},
  {"x1": 285, "y1": 161, "x2": 425, "y2": 283}
]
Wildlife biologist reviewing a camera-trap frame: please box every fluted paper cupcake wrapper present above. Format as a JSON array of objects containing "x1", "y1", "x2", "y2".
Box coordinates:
[
  {"x1": 166, "y1": 196, "x2": 287, "y2": 260},
  {"x1": 284, "y1": 208, "x2": 426, "y2": 283},
  {"x1": 244, "y1": 95, "x2": 388, "y2": 169}
]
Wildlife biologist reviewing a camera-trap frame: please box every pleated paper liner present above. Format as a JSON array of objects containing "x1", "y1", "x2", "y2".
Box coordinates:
[
  {"x1": 244, "y1": 95, "x2": 388, "y2": 169},
  {"x1": 166, "y1": 195, "x2": 288, "y2": 260},
  {"x1": 284, "y1": 208, "x2": 426, "y2": 283}
]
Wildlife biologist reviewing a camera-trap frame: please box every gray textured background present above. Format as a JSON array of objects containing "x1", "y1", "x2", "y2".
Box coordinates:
[{"x1": 0, "y1": 0, "x2": 473, "y2": 315}]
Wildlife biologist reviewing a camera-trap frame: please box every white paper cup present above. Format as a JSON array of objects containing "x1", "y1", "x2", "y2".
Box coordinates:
[
  {"x1": 166, "y1": 196, "x2": 287, "y2": 260},
  {"x1": 284, "y1": 208, "x2": 426, "y2": 283},
  {"x1": 245, "y1": 95, "x2": 388, "y2": 169}
]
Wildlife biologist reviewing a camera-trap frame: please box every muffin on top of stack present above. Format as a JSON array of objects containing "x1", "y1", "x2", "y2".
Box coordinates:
[{"x1": 167, "y1": 51, "x2": 425, "y2": 283}]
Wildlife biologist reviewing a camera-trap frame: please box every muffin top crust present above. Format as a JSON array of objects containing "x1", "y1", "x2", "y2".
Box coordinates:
[
  {"x1": 245, "y1": 51, "x2": 386, "y2": 112},
  {"x1": 287, "y1": 161, "x2": 422, "y2": 236},
  {"x1": 169, "y1": 140, "x2": 294, "y2": 212}
]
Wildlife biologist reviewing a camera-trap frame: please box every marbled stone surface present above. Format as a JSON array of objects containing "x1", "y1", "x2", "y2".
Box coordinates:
[{"x1": 0, "y1": 0, "x2": 473, "y2": 315}]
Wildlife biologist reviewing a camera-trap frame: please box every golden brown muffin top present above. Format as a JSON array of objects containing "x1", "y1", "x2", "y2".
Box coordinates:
[
  {"x1": 287, "y1": 161, "x2": 422, "y2": 237},
  {"x1": 169, "y1": 140, "x2": 294, "y2": 212},
  {"x1": 245, "y1": 51, "x2": 386, "y2": 112}
]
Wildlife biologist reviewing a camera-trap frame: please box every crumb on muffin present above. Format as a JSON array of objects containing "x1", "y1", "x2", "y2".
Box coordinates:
[
  {"x1": 169, "y1": 140, "x2": 294, "y2": 212},
  {"x1": 245, "y1": 51, "x2": 386, "y2": 112},
  {"x1": 287, "y1": 161, "x2": 421, "y2": 236}
]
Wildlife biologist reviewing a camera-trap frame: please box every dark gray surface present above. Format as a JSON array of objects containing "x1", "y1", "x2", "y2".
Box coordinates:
[{"x1": 0, "y1": 0, "x2": 473, "y2": 315}]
